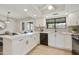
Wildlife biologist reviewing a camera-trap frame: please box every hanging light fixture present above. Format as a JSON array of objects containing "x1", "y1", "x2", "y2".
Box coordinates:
[{"x1": 5, "y1": 11, "x2": 11, "y2": 23}]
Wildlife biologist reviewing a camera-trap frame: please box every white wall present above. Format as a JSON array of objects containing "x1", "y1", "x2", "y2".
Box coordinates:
[{"x1": 34, "y1": 17, "x2": 46, "y2": 27}]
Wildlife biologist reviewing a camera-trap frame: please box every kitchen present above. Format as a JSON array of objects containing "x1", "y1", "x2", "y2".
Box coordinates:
[{"x1": 0, "y1": 4, "x2": 79, "y2": 55}]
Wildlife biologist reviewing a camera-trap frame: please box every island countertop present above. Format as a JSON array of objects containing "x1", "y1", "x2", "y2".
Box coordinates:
[{"x1": 0, "y1": 32, "x2": 37, "y2": 40}]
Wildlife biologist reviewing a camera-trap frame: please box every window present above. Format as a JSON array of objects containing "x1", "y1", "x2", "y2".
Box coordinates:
[
  {"x1": 27, "y1": 22, "x2": 33, "y2": 32},
  {"x1": 46, "y1": 17, "x2": 66, "y2": 29},
  {"x1": 22, "y1": 22, "x2": 25, "y2": 31},
  {"x1": 46, "y1": 18, "x2": 55, "y2": 29},
  {"x1": 55, "y1": 17, "x2": 66, "y2": 29},
  {"x1": 22, "y1": 21, "x2": 33, "y2": 33}
]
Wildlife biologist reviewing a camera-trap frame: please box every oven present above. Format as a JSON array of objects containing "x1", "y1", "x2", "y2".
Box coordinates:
[
  {"x1": 0, "y1": 37, "x2": 3, "y2": 46},
  {"x1": 0, "y1": 37, "x2": 3, "y2": 55},
  {"x1": 72, "y1": 35, "x2": 79, "y2": 55}
]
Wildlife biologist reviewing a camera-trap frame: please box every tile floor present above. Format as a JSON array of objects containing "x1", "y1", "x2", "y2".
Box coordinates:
[{"x1": 29, "y1": 45, "x2": 72, "y2": 55}]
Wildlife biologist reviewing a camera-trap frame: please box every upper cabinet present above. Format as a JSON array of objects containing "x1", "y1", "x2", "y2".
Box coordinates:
[
  {"x1": 66, "y1": 5, "x2": 79, "y2": 13},
  {"x1": 66, "y1": 11, "x2": 79, "y2": 26},
  {"x1": 66, "y1": 5, "x2": 79, "y2": 26}
]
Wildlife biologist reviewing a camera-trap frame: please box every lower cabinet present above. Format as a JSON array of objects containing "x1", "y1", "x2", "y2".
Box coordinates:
[
  {"x1": 64, "y1": 35, "x2": 72, "y2": 50},
  {"x1": 48, "y1": 33, "x2": 56, "y2": 47},
  {"x1": 48, "y1": 32, "x2": 72, "y2": 50},
  {"x1": 11, "y1": 36, "x2": 27, "y2": 55},
  {"x1": 55, "y1": 32, "x2": 65, "y2": 49},
  {"x1": 3, "y1": 33, "x2": 39, "y2": 55}
]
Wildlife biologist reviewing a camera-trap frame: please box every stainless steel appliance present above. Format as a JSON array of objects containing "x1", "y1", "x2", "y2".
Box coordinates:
[
  {"x1": 72, "y1": 35, "x2": 79, "y2": 55},
  {"x1": 0, "y1": 37, "x2": 3, "y2": 55}
]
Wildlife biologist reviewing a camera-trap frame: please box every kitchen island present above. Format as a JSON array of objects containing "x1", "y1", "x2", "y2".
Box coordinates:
[{"x1": 0, "y1": 32, "x2": 39, "y2": 55}]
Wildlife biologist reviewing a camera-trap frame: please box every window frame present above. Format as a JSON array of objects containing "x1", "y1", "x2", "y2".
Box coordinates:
[{"x1": 46, "y1": 17, "x2": 66, "y2": 29}]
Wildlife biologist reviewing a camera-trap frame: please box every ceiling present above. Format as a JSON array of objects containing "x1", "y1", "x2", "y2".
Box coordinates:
[{"x1": 0, "y1": 4, "x2": 79, "y2": 19}]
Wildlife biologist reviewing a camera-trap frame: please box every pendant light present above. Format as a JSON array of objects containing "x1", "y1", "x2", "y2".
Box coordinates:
[
  {"x1": 5, "y1": 11, "x2": 11, "y2": 23},
  {"x1": 48, "y1": 5, "x2": 55, "y2": 10}
]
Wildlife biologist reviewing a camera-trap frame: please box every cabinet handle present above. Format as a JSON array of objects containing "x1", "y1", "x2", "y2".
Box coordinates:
[
  {"x1": 19, "y1": 39, "x2": 23, "y2": 41},
  {"x1": 26, "y1": 40, "x2": 28, "y2": 44}
]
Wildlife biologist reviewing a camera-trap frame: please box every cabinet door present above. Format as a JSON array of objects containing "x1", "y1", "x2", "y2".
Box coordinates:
[
  {"x1": 55, "y1": 32, "x2": 65, "y2": 49},
  {"x1": 23, "y1": 39, "x2": 29, "y2": 54},
  {"x1": 12, "y1": 37, "x2": 26, "y2": 55},
  {"x1": 35, "y1": 33, "x2": 40, "y2": 44},
  {"x1": 48, "y1": 33, "x2": 56, "y2": 47},
  {"x1": 3, "y1": 38, "x2": 12, "y2": 55},
  {"x1": 67, "y1": 13, "x2": 78, "y2": 26},
  {"x1": 33, "y1": 34, "x2": 40, "y2": 46},
  {"x1": 64, "y1": 35, "x2": 72, "y2": 50},
  {"x1": 25, "y1": 35, "x2": 36, "y2": 54}
]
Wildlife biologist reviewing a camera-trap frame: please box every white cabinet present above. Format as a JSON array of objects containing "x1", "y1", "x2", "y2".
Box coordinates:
[
  {"x1": 48, "y1": 32, "x2": 72, "y2": 50},
  {"x1": 4, "y1": 36, "x2": 27, "y2": 55},
  {"x1": 67, "y1": 11, "x2": 79, "y2": 26},
  {"x1": 24, "y1": 33, "x2": 39, "y2": 55},
  {"x1": 3, "y1": 33, "x2": 39, "y2": 55},
  {"x1": 48, "y1": 32, "x2": 65, "y2": 49},
  {"x1": 64, "y1": 35, "x2": 72, "y2": 50},
  {"x1": 55, "y1": 32, "x2": 65, "y2": 49},
  {"x1": 3, "y1": 38, "x2": 12, "y2": 55},
  {"x1": 48, "y1": 33, "x2": 56, "y2": 47}
]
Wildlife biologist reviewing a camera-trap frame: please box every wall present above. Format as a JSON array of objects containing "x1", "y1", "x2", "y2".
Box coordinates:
[
  {"x1": 34, "y1": 17, "x2": 46, "y2": 27},
  {"x1": 34, "y1": 17, "x2": 68, "y2": 33}
]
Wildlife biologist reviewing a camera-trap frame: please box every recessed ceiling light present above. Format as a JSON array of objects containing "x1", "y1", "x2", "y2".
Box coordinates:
[
  {"x1": 24, "y1": 9, "x2": 28, "y2": 12},
  {"x1": 48, "y1": 5, "x2": 54, "y2": 10}
]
